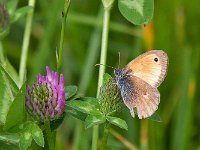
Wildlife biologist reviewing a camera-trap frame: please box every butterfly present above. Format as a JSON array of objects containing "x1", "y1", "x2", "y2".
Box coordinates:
[{"x1": 114, "y1": 50, "x2": 168, "y2": 119}]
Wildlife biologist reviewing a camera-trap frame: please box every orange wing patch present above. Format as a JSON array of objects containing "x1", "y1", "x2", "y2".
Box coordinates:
[{"x1": 125, "y1": 50, "x2": 168, "y2": 87}]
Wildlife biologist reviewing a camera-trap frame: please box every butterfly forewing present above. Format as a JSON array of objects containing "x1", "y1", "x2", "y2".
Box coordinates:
[{"x1": 125, "y1": 50, "x2": 168, "y2": 88}]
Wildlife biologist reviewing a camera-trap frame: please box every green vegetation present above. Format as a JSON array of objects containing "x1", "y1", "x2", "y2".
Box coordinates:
[{"x1": 0, "y1": 0, "x2": 200, "y2": 150}]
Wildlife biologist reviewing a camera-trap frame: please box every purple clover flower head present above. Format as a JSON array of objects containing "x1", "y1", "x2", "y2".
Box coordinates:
[{"x1": 25, "y1": 66, "x2": 66, "y2": 122}]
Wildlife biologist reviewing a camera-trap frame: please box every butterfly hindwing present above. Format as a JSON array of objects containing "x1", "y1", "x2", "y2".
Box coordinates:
[{"x1": 118, "y1": 74, "x2": 160, "y2": 119}]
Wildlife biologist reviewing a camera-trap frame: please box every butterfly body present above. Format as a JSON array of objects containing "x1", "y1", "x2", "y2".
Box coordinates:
[{"x1": 114, "y1": 50, "x2": 168, "y2": 119}]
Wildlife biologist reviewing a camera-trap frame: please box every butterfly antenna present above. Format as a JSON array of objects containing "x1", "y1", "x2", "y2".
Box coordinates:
[
  {"x1": 118, "y1": 51, "x2": 121, "y2": 69},
  {"x1": 95, "y1": 64, "x2": 115, "y2": 69}
]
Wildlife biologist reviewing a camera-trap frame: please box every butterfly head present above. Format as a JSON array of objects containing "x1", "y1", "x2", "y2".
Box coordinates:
[{"x1": 114, "y1": 68, "x2": 126, "y2": 78}]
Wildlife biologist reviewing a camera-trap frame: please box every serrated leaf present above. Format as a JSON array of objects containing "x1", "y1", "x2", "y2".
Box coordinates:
[
  {"x1": 19, "y1": 132, "x2": 32, "y2": 150},
  {"x1": 4, "y1": 83, "x2": 26, "y2": 130},
  {"x1": 118, "y1": 0, "x2": 154, "y2": 25},
  {"x1": 103, "y1": 73, "x2": 112, "y2": 84},
  {"x1": 65, "y1": 85, "x2": 77, "y2": 99},
  {"x1": 67, "y1": 97, "x2": 100, "y2": 114},
  {"x1": 106, "y1": 116, "x2": 128, "y2": 130},
  {"x1": 85, "y1": 114, "x2": 106, "y2": 129},
  {"x1": 31, "y1": 123, "x2": 44, "y2": 147},
  {"x1": 11, "y1": 6, "x2": 33, "y2": 23},
  {"x1": 148, "y1": 113, "x2": 162, "y2": 122}
]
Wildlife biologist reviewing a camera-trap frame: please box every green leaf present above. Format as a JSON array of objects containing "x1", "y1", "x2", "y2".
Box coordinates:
[
  {"x1": 0, "y1": 69, "x2": 12, "y2": 125},
  {"x1": 65, "y1": 85, "x2": 77, "y2": 99},
  {"x1": 148, "y1": 113, "x2": 162, "y2": 122},
  {"x1": 103, "y1": 73, "x2": 112, "y2": 84},
  {"x1": 6, "y1": 0, "x2": 18, "y2": 15},
  {"x1": 11, "y1": 121, "x2": 44, "y2": 148},
  {"x1": 19, "y1": 132, "x2": 32, "y2": 150},
  {"x1": 118, "y1": 0, "x2": 154, "y2": 25},
  {"x1": 77, "y1": 97, "x2": 100, "y2": 108},
  {"x1": 66, "y1": 106, "x2": 87, "y2": 121},
  {"x1": 0, "y1": 140, "x2": 19, "y2": 150},
  {"x1": 4, "y1": 83, "x2": 26, "y2": 130},
  {"x1": 67, "y1": 97, "x2": 100, "y2": 114},
  {"x1": 1, "y1": 59, "x2": 20, "y2": 87},
  {"x1": 0, "y1": 65, "x2": 19, "y2": 95},
  {"x1": 0, "y1": 133, "x2": 20, "y2": 144},
  {"x1": 106, "y1": 116, "x2": 128, "y2": 130},
  {"x1": 0, "y1": 63, "x2": 19, "y2": 125},
  {"x1": 85, "y1": 113, "x2": 106, "y2": 129},
  {"x1": 31, "y1": 123, "x2": 44, "y2": 147},
  {"x1": 11, "y1": 6, "x2": 33, "y2": 23},
  {"x1": 50, "y1": 115, "x2": 65, "y2": 131}
]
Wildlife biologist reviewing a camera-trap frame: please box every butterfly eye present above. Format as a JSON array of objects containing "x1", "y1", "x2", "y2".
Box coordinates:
[{"x1": 154, "y1": 57, "x2": 158, "y2": 62}]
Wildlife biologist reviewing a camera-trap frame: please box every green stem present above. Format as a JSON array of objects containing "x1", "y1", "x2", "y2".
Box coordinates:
[
  {"x1": 101, "y1": 123, "x2": 110, "y2": 150},
  {"x1": 19, "y1": 0, "x2": 35, "y2": 87},
  {"x1": 92, "y1": 1, "x2": 114, "y2": 150},
  {"x1": 96, "y1": 8, "x2": 110, "y2": 96},
  {"x1": 44, "y1": 121, "x2": 54, "y2": 150},
  {"x1": 72, "y1": 9, "x2": 103, "y2": 150},
  {"x1": 0, "y1": 42, "x2": 4, "y2": 63},
  {"x1": 57, "y1": 0, "x2": 70, "y2": 75}
]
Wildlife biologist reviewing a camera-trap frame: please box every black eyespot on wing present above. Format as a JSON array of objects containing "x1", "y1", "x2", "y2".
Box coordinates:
[{"x1": 154, "y1": 57, "x2": 158, "y2": 62}]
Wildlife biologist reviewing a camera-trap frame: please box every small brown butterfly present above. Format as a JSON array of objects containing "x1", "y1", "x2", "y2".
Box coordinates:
[{"x1": 114, "y1": 50, "x2": 168, "y2": 119}]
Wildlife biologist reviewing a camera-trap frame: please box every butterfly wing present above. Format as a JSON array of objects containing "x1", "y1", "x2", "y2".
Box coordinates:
[
  {"x1": 125, "y1": 50, "x2": 168, "y2": 87},
  {"x1": 118, "y1": 75, "x2": 160, "y2": 119}
]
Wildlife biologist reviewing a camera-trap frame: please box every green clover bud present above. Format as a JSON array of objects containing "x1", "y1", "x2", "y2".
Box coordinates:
[{"x1": 99, "y1": 78, "x2": 124, "y2": 115}]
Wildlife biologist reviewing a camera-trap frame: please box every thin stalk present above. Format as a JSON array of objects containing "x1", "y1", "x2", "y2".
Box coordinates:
[
  {"x1": 30, "y1": 0, "x2": 63, "y2": 82},
  {"x1": 0, "y1": 42, "x2": 4, "y2": 63},
  {"x1": 110, "y1": 129, "x2": 136, "y2": 150},
  {"x1": 92, "y1": 1, "x2": 114, "y2": 149},
  {"x1": 57, "y1": 0, "x2": 70, "y2": 74},
  {"x1": 96, "y1": 8, "x2": 110, "y2": 96},
  {"x1": 19, "y1": 0, "x2": 35, "y2": 87},
  {"x1": 101, "y1": 123, "x2": 110, "y2": 150},
  {"x1": 44, "y1": 121, "x2": 54, "y2": 150},
  {"x1": 72, "y1": 8, "x2": 102, "y2": 150}
]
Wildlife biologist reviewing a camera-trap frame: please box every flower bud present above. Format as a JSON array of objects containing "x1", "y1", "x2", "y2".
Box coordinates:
[
  {"x1": 25, "y1": 66, "x2": 66, "y2": 122},
  {"x1": 99, "y1": 78, "x2": 124, "y2": 115}
]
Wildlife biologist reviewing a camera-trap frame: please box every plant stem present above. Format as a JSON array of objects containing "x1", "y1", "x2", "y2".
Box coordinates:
[
  {"x1": 44, "y1": 121, "x2": 54, "y2": 150},
  {"x1": 72, "y1": 8, "x2": 103, "y2": 150},
  {"x1": 19, "y1": 0, "x2": 35, "y2": 87},
  {"x1": 96, "y1": 8, "x2": 110, "y2": 96},
  {"x1": 0, "y1": 42, "x2": 4, "y2": 63},
  {"x1": 92, "y1": 1, "x2": 114, "y2": 150},
  {"x1": 101, "y1": 123, "x2": 110, "y2": 150},
  {"x1": 57, "y1": 0, "x2": 70, "y2": 75}
]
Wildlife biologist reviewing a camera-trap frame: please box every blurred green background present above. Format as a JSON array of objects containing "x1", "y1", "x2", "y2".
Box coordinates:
[{"x1": 1, "y1": 0, "x2": 200, "y2": 150}]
